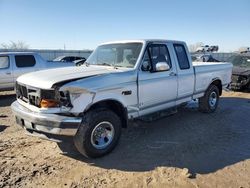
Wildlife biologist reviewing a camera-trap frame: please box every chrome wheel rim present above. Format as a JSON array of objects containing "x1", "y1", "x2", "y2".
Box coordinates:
[
  {"x1": 209, "y1": 91, "x2": 217, "y2": 108},
  {"x1": 91, "y1": 121, "x2": 115, "y2": 149}
]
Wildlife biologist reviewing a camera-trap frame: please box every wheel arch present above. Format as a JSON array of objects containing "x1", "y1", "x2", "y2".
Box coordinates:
[
  {"x1": 84, "y1": 99, "x2": 128, "y2": 128},
  {"x1": 209, "y1": 78, "x2": 222, "y2": 95}
]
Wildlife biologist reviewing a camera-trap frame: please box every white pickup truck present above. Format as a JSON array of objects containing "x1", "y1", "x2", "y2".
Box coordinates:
[
  {"x1": 0, "y1": 52, "x2": 75, "y2": 91},
  {"x1": 11, "y1": 40, "x2": 232, "y2": 158}
]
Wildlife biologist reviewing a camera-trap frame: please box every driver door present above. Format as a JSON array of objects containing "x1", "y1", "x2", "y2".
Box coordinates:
[{"x1": 138, "y1": 43, "x2": 178, "y2": 116}]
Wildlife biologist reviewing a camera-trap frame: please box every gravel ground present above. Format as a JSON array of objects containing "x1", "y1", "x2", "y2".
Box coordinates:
[{"x1": 0, "y1": 90, "x2": 250, "y2": 188}]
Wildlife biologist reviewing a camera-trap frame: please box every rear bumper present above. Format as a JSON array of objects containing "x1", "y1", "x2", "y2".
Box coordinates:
[{"x1": 11, "y1": 101, "x2": 82, "y2": 137}]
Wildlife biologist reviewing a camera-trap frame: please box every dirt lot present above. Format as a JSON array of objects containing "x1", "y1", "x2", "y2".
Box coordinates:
[{"x1": 0, "y1": 91, "x2": 250, "y2": 188}]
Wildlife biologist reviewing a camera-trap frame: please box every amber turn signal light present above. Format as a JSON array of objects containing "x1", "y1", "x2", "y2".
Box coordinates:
[{"x1": 40, "y1": 99, "x2": 59, "y2": 108}]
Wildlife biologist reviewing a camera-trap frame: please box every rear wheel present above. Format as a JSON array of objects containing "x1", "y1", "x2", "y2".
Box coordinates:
[
  {"x1": 199, "y1": 84, "x2": 219, "y2": 113},
  {"x1": 73, "y1": 109, "x2": 122, "y2": 158}
]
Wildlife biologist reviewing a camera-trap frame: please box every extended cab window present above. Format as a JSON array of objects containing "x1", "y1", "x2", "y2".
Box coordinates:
[
  {"x1": 15, "y1": 55, "x2": 36, "y2": 68},
  {"x1": 0, "y1": 56, "x2": 9, "y2": 69},
  {"x1": 174, "y1": 44, "x2": 190, "y2": 69},
  {"x1": 142, "y1": 44, "x2": 172, "y2": 71}
]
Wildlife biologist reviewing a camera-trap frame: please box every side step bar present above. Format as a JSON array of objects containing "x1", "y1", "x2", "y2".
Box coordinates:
[{"x1": 138, "y1": 107, "x2": 177, "y2": 122}]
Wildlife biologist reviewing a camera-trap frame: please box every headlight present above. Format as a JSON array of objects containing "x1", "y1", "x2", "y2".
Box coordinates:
[
  {"x1": 40, "y1": 99, "x2": 60, "y2": 108},
  {"x1": 39, "y1": 91, "x2": 73, "y2": 108},
  {"x1": 39, "y1": 89, "x2": 73, "y2": 108},
  {"x1": 59, "y1": 91, "x2": 73, "y2": 108},
  {"x1": 39, "y1": 89, "x2": 59, "y2": 108}
]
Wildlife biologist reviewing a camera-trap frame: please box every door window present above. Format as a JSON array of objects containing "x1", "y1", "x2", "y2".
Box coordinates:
[
  {"x1": 15, "y1": 55, "x2": 36, "y2": 67},
  {"x1": 142, "y1": 44, "x2": 172, "y2": 71},
  {"x1": 0, "y1": 56, "x2": 9, "y2": 69}
]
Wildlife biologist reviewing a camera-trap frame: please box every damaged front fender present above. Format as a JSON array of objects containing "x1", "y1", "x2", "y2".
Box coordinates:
[{"x1": 59, "y1": 85, "x2": 97, "y2": 115}]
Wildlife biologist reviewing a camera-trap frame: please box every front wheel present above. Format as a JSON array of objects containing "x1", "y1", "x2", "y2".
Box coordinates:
[
  {"x1": 199, "y1": 84, "x2": 219, "y2": 113},
  {"x1": 73, "y1": 109, "x2": 122, "y2": 158}
]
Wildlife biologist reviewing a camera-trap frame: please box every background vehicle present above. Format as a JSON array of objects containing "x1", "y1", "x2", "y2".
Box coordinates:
[
  {"x1": 196, "y1": 45, "x2": 219, "y2": 52},
  {"x1": 192, "y1": 54, "x2": 220, "y2": 62},
  {"x1": 208, "y1": 45, "x2": 219, "y2": 52},
  {"x1": 196, "y1": 45, "x2": 210, "y2": 52},
  {"x1": 74, "y1": 59, "x2": 86, "y2": 66},
  {"x1": 53, "y1": 56, "x2": 86, "y2": 63},
  {"x1": 239, "y1": 47, "x2": 250, "y2": 54},
  {"x1": 0, "y1": 52, "x2": 75, "y2": 91},
  {"x1": 11, "y1": 40, "x2": 232, "y2": 158},
  {"x1": 227, "y1": 53, "x2": 250, "y2": 90}
]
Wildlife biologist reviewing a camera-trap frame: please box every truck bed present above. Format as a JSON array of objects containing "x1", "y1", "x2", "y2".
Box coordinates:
[{"x1": 193, "y1": 61, "x2": 232, "y2": 94}]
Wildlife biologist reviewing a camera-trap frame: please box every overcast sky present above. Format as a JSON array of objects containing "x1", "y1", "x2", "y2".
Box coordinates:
[{"x1": 0, "y1": 0, "x2": 249, "y2": 52}]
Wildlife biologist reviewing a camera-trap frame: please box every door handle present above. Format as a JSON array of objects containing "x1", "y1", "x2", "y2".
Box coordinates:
[
  {"x1": 6, "y1": 72, "x2": 11, "y2": 75},
  {"x1": 169, "y1": 72, "x2": 177, "y2": 76}
]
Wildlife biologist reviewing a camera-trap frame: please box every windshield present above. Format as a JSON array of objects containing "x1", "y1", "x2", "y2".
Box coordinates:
[
  {"x1": 86, "y1": 43, "x2": 143, "y2": 68},
  {"x1": 227, "y1": 55, "x2": 250, "y2": 68}
]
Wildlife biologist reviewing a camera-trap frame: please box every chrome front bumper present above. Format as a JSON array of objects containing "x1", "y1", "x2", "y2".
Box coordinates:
[{"x1": 11, "y1": 101, "x2": 82, "y2": 138}]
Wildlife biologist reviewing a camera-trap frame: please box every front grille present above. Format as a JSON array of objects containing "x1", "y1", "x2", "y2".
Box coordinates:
[
  {"x1": 231, "y1": 75, "x2": 240, "y2": 83},
  {"x1": 16, "y1": 82, "x2": 41, "y2": 107},
  {"x1": 16, "y1": 83, "x2": 29, "y2": 102},
  {"x1": 15, "y1": 82, "x2": 60, "y2": 108},
  {"x1": 28, "y1": 88, "x2": 41, "y2": 106}
]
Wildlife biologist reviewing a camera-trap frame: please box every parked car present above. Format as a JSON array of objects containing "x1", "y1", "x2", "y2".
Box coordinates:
[
  {"x1": 239, "y1": 47, "x2": 250, "y2": 54},
  {"x1": 196, "y1": 45, "x2": 219, "y2": 52},
  {"x1": 208, "y1": 45, "x2": 219, "y2": 52},
  {"x1": 227, "y1": 53, "x2": 250, "y2": 90},
  {"x1": 193, "y1": 54, "x2": 220, "y2": 62},
  {"x1": 196, "y1": 45, "x2": 210, "y2": 52},
  {"x1": 11, "y1": 39, "x2": 232, "y2": 158},
  {"x1": 0, "y1": 52, "x2": 75, "y2": 91},
  {"x1": 74, "y1": 59, "x2": 86, "y2": 66},
  {"x1": 53, "y1": 56, "x2": 86, "y2": 63}
]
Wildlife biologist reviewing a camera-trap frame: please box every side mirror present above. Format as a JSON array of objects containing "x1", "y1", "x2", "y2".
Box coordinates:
[{"x1": 155, "y1": 62, "x2": 170, "y2": 72}]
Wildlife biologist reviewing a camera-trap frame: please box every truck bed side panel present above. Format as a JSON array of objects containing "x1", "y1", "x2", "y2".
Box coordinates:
[{"x1": 193, "y1": 62, "x2": 232, "y2": 94}]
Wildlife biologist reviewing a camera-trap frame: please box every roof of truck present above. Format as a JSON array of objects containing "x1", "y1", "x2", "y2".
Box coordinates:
[{"x1": 101, "y1": 39, "x2": 185, "y2": 45}]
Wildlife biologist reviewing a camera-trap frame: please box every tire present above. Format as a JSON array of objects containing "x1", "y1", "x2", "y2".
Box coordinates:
[
  {"x1": 73, "y1": 108, "x2": 122, "y2": 158},
  {"x1": 199, "y1": 84, "x2": 219, "y2": 113}
]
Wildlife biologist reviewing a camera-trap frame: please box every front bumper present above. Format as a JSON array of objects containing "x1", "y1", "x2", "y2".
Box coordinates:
[
  {"x1": 11, "y1": 101, "x2": 82, "y2": 139},
  {"x1": 230, "y1": 82, "x2": 243, "y2": 90}
]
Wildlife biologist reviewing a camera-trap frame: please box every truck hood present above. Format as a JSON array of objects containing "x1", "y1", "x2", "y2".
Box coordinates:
[{"x1": 17, "y1": 65, "x2": 120, "y2": 89}]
